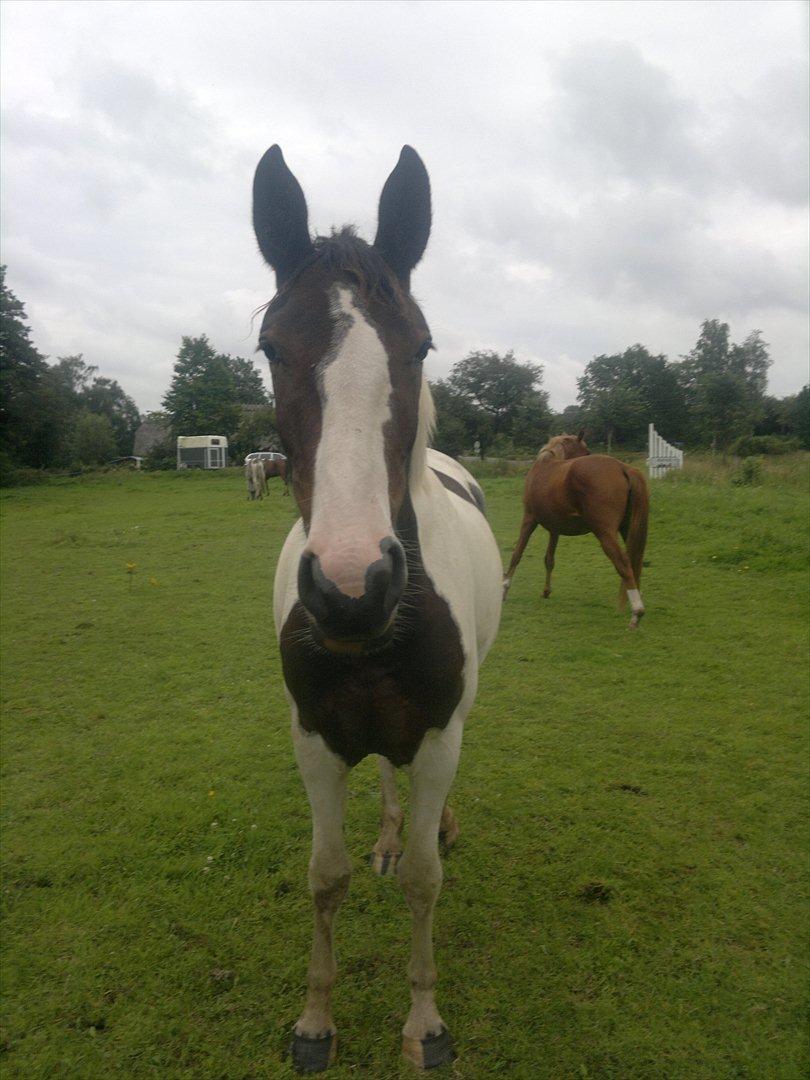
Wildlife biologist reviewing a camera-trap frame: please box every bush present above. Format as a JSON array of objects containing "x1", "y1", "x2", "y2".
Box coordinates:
[
  {"x1": 143, "y1": 440, "x2": 176, "y2": 471},
  {"x1": 731, "y1": 434, "x2": 802, "y2": 457},
  {"x1": 0, "y1": 451, "x2": 48, "y2": 488},
  {"x1": 731, "y1": 458, "x2": 764, "y2": 486}
]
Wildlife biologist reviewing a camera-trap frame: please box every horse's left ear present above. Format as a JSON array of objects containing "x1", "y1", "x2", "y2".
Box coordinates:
[
  {"x1": 373, "y1": 146, "x2": 431, "y2": 288},
  {"x1": 577, "y1": 429, "x2": 586, "y2": 442}
]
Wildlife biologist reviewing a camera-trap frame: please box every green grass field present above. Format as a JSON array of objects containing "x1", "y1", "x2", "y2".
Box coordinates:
[{"x1": 2, "y1": 457, "x2": 808, "y2": 1079}]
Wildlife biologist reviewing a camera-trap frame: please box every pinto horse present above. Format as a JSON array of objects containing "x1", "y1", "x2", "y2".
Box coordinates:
[
  {"x1": 503, "y1": 432, "x2": 649, "y2": 627},
  {"x1": 252, "y1": 145, "x2": 502, "y2": 1072}
]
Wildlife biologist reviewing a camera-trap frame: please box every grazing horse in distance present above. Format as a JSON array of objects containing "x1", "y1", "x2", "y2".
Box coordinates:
[
  {"x1": 245, "y1": 454, "x2": 290, "y2": 499},
  {"x1": 261, "y1": 453, "x2": 289, "y2": 495},
  {"x1": 503, "y1": 432, "x2": 649, "y2": 627},
  {"x1": 253, "y1": 144, "x2": 502, "y2": 1071},
  {"x1": 245, "y1": 457, "x2": 267, "y2": 500}
]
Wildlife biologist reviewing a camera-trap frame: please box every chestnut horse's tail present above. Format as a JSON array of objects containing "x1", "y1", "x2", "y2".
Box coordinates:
[{"x1": 619, "y1": 466, "x2": 649, "y2": 607}]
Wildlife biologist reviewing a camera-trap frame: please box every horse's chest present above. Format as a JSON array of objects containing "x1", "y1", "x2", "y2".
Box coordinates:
[{"x1": 280, "y1": 596, "x2": 464, "y2": 766}]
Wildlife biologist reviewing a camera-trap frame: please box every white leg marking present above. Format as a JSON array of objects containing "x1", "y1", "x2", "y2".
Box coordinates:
[
  {"x1": 627, "y1": 588, "x2": 644, "y2": 614},
  {"x1": 292, "y1": 724, "x2": 351, "y2": 1040},
  {"x1": 398, "y1": 717, "x2": 463, "y2": 1051}
]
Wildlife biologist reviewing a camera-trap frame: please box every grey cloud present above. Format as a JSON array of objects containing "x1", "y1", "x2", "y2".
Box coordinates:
[
  {"x1": 552, "y1": 41, "x2": 707, "y2": 188},
  {"x1": 717, "y1": 61, "x2": 809, "y2": 206}
]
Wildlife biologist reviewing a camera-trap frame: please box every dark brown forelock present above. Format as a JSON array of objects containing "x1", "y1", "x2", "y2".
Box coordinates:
[{"x1": 267, "y1": 227, "x2": 405, "y2": 313}]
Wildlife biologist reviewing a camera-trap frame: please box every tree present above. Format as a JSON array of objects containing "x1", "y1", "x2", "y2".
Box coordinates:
[
  {"x1": 71, "y1": 411, "x2": 118, "y2": 465},
  {"x1": 0, "y1": 266, "x2": 51, "y2": 467},
  {"x1": 229, "y1": 405, "x2": 280, "y2": 461},
  {"x1": 83, "y1": 376, "x2": 141, "y2": 456},
  {"x1": 786, "y1": 386, "x2": 810, "y2": 448},
  {"x1": 577, "y1": 345, "x2": 687, "y2": 449},
  {"x1": 223, "y1": 355, "x2": 270, "y2": 405},
  {"x1": 429, "y1": 379, "x2": 483, "y2": 458},
  {"x1": 162, "y1": 336, "x2": 241, "y2": 437},
  {"x1": 678, "y1": 320, "x2": 771, "y2": 450},
  {"x1": 446, "y1": 350, "x2": 550, "y2": 457},
  {"x1": 550, "y1": 404, "x2": 585, "y2": 436},
  {"x1": 584, "y1": 385, "x2": 646, "y2": 453}
]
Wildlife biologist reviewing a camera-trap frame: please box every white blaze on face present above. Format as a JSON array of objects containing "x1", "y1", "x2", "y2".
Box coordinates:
[{"x1": 306, "y1": 287, "x2": 394, "y2": 597}]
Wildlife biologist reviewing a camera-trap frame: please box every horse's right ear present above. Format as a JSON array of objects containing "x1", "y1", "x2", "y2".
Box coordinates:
[
  {"x1": 577, "y1": 428, "x2": 586, "y2": 442},
  {"x1": 373, "y1": 146, "x2": 431, "y2": 288},
  {"x1": 252, "y1": 145, "x2": 314, "y2": 284}
]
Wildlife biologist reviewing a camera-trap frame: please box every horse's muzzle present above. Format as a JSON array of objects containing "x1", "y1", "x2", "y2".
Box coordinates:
[{"x1": 297, "y1": 536, "x2": 407, "y2": 646}]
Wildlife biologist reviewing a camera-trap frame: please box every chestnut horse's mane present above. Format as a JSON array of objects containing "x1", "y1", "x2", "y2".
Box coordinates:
[{"x1": 535, "y1": 434, "x2": 575, "y2": 461}]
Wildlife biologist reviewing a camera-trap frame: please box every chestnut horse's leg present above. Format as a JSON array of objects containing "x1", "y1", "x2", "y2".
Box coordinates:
[
  {"x1": 290, "y1": 723, "x2": 351, "y2": 1072},
  {"x1": 502, "y1": 515, "x2": 538, "y2": 598},
  {"x1": 594, "y1": 529, "x2": 645, "y2": 628},
  {"x1": 399, "y1": 719, "x2": 462, "y2": 1070},
  {"x1": 542, "y1": 532, "x2": 559, "y2": 598},
  {"x1": 370, "y1": 756, "x2": 404, "y2": 876}
]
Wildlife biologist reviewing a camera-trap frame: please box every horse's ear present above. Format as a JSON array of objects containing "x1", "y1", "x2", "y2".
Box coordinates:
[
  {"x1": 252, "y1": 145, "x2": 314, "y2": 284},
  {"x1": 373, "y1": 146, "x2": 431, "y2": 288},
  {"x1": 577, "y1": 428, "x2": 586, "y2": 442}
]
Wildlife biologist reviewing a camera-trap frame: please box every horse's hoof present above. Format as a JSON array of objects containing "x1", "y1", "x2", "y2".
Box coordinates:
[
  {"x1": 542, "y1": 590, "x2": 551, "y2": 599},
  {"x1": 290, "y1": 1031, "x2": 337, "y2": 1073},
  {"x1": 402, "y1": 1026, "x2": 456, "y2": 1070},
  {"x1": 628, "y1": 612, "x2": 644, "y2": 629},
  {"x1": 439, "y1": 824, "x2": 460, "y2": 851},
  {"x1": 368, "y1": 850, "x2": 401, "y2": 876}
]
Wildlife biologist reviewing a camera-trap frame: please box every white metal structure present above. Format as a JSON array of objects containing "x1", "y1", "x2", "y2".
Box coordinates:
[
  {"x1": 647, "y1": 423, "x2": 683, "y2": 479},
  {"x1": 176, "y1": 435, "x2": 228, "y2": 469}
]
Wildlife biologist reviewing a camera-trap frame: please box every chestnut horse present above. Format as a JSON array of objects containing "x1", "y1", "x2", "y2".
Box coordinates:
[
  {"x1": 252, "y1": 145, "x2": 502, "y2": 1071},
  {"x1": 261, "y1": 454, "x2": 289, "y2": 495},
  {"x1": 503, "y1": 432, "x2": 649, "y2": 627}
]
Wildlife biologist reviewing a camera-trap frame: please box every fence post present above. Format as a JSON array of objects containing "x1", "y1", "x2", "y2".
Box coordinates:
[{"x1": 647, "y1": 424, "x2": 684, "y2": 479}]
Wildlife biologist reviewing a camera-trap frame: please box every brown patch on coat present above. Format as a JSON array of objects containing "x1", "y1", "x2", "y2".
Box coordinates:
[
  {"x1": 280, "y1": 496, "x2": 464, "y2": 766},
  {"x1": 430, "y1": 467, "x2": 482, "y2": 510}
]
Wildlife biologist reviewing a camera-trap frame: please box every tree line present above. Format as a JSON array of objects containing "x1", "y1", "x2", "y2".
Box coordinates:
[
  {"x1": 430, "y1": 326, "x2": 807, "y2": 458},
  {"x1": 2, "y1": 265, "x2": 807, "y2": 481}
]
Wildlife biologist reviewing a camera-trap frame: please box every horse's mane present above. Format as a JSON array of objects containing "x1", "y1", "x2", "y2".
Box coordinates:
[
  {"x1": 410, "y1": 377, "x2": 436, "y2": 486},
  {"x1": 536, "y1": 435, "x2": 569, "y2": 461},
  {"x1": 270, "y1": 226, "x2": 404, "y2": 310}
]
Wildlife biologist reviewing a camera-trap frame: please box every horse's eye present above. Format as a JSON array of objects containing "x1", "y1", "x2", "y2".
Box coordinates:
[
  {"x1": 261, "y1": 343, "x2": 282, "y2": 366},
  {"x1": 414, "y1": 340, "x2": 433, "y2": 364}
]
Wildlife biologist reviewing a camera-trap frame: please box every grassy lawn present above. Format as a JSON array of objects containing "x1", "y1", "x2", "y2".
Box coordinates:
[{"x1": 1, "y1": 457, "x2": 808, "y2": 1078}]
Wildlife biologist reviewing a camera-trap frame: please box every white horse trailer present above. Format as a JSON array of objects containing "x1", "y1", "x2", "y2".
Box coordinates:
[
  {"x1": 647, "y1": 424, "x2": 683, "y2": 479},
  {"x1": 176, "y1": 435, "x2": 228, "y2": 469}
]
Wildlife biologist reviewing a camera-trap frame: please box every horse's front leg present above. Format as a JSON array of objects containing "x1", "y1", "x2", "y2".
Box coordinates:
[
  {"x1": 370, "y1": 756, "x2": 404, "y2": 876},
  {"x1": 291, "y1": 722, "x2": 351, "y2": 1073},
  {"x1": 398, "y1": 718, "x2": 462, "y2": 1070}
]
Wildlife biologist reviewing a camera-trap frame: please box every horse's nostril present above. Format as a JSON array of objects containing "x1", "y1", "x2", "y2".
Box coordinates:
[{"x1": 298, "y1": 537, "x2": 407, "y2": 640}]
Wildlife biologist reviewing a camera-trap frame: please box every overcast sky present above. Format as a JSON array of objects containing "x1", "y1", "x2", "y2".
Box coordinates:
[{"x1": 1, "y1": 0, "x2": 808, "y2": 413}]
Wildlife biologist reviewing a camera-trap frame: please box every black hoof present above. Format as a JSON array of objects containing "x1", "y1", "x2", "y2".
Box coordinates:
[
  {"x1": 368, "y1": 850, "x2": 401, "y2": 876},
  {"x1": 422, "y1": 1027, "x2": 456, "y2": 1069},
  {"x1": 290, "y1": 1031, "x2": 336, "y2": 1073},
  {"x1": 403, "y1": 1026, "x2": 456, "y2": 1070}
]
